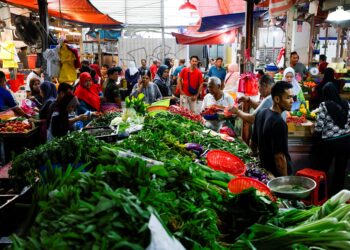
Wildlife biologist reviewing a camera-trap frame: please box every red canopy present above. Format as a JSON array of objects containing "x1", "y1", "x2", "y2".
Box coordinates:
[
  {"x1": 3, "y1": 0, "x2": 122, "y2": 27},
  {"x1": 172, "y1": 29, "x2": 237, "y2": 45}
]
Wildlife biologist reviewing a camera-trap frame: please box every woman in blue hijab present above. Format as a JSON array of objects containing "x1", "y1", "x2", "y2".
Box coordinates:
[
  {"x1": 39, "y1": 81, "x2": 57, "y2": 120},
  {"x1": 154, "y1": 65, "x2": 172, "y2": 97}
]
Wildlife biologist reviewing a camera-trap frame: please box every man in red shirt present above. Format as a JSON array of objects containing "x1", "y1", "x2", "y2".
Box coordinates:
[
  {"x1": 149, "y1": 60, "x2": 160, "y2": 80},
  {"x1": 177, "y1": 55, "x2": 203, "y2": 113}
]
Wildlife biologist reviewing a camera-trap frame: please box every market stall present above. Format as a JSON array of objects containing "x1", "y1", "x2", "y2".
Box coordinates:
[{"x1": 1, "y1": 102, "x2": 350, "y2": 249}]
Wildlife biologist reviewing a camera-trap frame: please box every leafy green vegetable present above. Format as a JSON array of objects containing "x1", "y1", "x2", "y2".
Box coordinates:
[
  {"x1": 9, "y1": 132, "x2": 107, "y2": 185},
  {"x1": 89, "y1": 112, "x2": 121, "y2": 127},
  {"x1": 125, "y1": 93, "x2": 148, "y2": 115}
]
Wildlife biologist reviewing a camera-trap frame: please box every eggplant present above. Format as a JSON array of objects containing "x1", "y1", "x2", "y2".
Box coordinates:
[{"x1": 185, "y1": 143, "x2": 204, "y2": 154}]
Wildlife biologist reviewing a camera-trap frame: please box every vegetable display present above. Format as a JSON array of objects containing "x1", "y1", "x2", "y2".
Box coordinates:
[
  {"x1": 9, "y1": 132, "x2": 107, "y2": 185},
  {"x1": 9, "y1": 110, "x2": 349, "y2": 249},
  {"x1": 232, "y1": 190, "x2": 350, "y2": 249},
  {"x1": 88, "y1": 112, "x2": 121, "y2": 127},
  {"x1": 119, "y1": 112, "x2": 253, "y2": 162},
  {"x1": 168, "y1": 105, "x2": 203, "y2": 123},
  {"x1": 9, "y1": 138, "x2": 277, "y2": 249}
]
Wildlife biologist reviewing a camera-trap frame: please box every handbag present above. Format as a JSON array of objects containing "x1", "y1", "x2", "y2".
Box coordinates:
[{"x1": 187, "y1": 71, "x2": 198, "y2": 95}]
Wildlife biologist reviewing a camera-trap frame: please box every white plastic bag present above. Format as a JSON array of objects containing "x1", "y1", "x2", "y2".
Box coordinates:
[{"x1": 146, "y1": 213, "x2": 186, "y2": 250}]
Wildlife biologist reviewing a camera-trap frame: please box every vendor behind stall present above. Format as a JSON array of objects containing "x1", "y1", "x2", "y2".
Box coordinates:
[
  {"x1": 0, "y1": 71, "x2": 28, "y2": 117},
  {"x1": 47, "y1": 93, "x2": 88, "y2": 142},
  {"x1": 75, "y1": 72, "x2": 101, "y2": 115},
  {"x1": 313, "y1": 83, "x2": 350, "y2": 195},
  {"x1": 251, "y1": 81, "x2": 293, "y2": 177},
  {"x1": 201, "y1": 76, "x2": 234, "y2": 130},
  {"x1": 131, "y1": 70, "x2": 162, "y2": 104},
  {"x1": 283, "y1": 67, "x2": 305, "y2": 102}
]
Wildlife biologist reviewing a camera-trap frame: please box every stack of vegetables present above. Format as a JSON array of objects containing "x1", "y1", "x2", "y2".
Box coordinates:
[
  {"x1": 233, "y1": 190, "x2": 350, "y2": 249},
  {"x1": 9, "y1": 132, "x2": 278, "y2": 249},
  {"x1": 9, "y1": 111, "x2": 350, "y2": 249}
]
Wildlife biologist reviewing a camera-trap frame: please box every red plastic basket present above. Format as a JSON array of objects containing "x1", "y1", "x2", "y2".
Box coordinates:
[
  {"x1": 206, "y1": 150, "x2": 246, "y2": 176},
  {"x1": 228, "y1": 177, "x2": 276, "y2": 201}
]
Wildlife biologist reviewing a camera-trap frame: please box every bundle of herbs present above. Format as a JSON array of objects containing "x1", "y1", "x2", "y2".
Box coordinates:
[
  {"x1": 11, "y1": 165, "x2": 154, "y2": 250},
  {"x1": 9, "y1": 132, "x2": 107, "y2": 185}
]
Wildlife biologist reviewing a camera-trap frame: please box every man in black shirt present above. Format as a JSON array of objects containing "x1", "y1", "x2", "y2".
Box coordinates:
[
  {"x1": 103, "y1": 67, "x2": 122, "y2": 107},
  {"x1": 251, "y1": 81, "x2": 293, "y2": 176}
]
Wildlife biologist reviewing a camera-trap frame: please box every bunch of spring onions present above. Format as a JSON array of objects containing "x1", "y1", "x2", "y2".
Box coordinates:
[{"x1": 232, "y1": 190, "x2": 350, "y2": 249}]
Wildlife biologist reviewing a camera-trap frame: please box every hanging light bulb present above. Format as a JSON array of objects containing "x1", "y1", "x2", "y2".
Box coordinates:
[
  {"x1": 179, "y1": 0, "x2": 197, "y2": 12},
  {"x1": 326, "y1": 6, "x2": 350, "y2": 22}
]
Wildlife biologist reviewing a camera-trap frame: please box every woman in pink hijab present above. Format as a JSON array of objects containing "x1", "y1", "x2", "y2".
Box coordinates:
[{"x1": 223, "y1": 64, "x2": 239, "y2": 93}]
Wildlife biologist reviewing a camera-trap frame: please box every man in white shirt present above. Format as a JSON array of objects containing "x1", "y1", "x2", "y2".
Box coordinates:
[{"x1": 201, "y1": 76, "x2": 234, "y2": 130}]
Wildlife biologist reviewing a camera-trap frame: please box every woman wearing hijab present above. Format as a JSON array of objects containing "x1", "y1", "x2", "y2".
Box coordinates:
[
  {"x1": 29, "y1": 78, "x2": 43, "y2": 108},
  {"x1": 74, "y1": 72, "x2": 101, "y2": 115},
  {"x1": 283, "y1": 67, "x2": 305, "y2": 102},
  {"x1": 125, "y1": 61, "x2": 140, "y2": 95},
  {"x1": 131, "y1": 70, "x2": 162, "y2": 104},
  {"x1": 313, "y1": 82, "x2": 350, "y2": 195},
  {"x1": 39, "y1": 81, "x2": 58, "y2": 120},
  {"x1": 154, "y1": 65, "x2": 172, "y2": 97},
  {"x1": 47, "y1": 93, "x2": 88, "y2": 141},
  {"x1": 310, "y1": 68, "x2": 342, "y2": 109}
]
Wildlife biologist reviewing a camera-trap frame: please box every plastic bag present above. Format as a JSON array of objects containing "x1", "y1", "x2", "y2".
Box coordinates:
[
  {"x1": 146, "y1": 213, "x2": 185, "y2": 250},
  {"x1": 238, "y1": 73, "x2": 259, "y2": 96},
  {"x1": 21, "y1": 99, "x2": 36, "y2": 115}
]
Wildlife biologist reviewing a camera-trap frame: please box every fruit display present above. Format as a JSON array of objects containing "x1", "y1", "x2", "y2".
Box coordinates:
[
  {"x1": 303, "y1": 81, "x2": 317, "y2": 88},
  {"x1": 289, "y1": 103, "x2": 316, "y2": 122},
  {"x1": 0, "y1": 119, "x2": 33, "y2": 133}
]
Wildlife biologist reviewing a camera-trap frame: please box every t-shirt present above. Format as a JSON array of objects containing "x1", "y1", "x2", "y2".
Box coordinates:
[
  {"x1": 207, "y1": 66, "x2": 227, "y2": 82},
  {"x1": 252, "y1": 109, "x2": 291, "y2": 176},
  {"x1": 172, "y1": 65, "x2": 185, "y2": 77},
  {"x1": 0, "y1": 86, "x2": 17, "y2": 111},
  {"x1": 149, "y1": 64, "x2": 158, "y2": 79},
  {"x1": 252, "y1": 95, "x2": 287, "y2": 121},
  {"x1": 179, "y1": 67, "x2": 203, "y2": 97},
  {"x1": 292, "y1": 62, "x2": 308, "y2": 80},
  {"x1": 104, "y1": 80, "x2": 121, "y2": 103},
  {"x1": 25, "y1": 71, "x2": 43, "y2": 91},
  {"x1": 201, "y1": 92, "x2": 234, "y2": 111}
]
